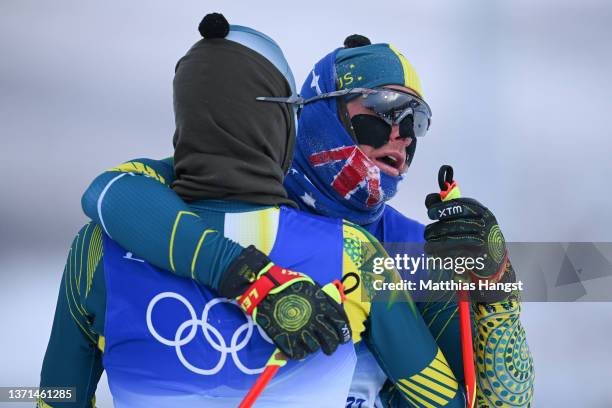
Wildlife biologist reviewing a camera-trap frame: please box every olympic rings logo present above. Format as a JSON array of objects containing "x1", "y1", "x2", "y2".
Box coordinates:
[{"x1": 146, "y1": 292, "x2": 274, "y2": 376}]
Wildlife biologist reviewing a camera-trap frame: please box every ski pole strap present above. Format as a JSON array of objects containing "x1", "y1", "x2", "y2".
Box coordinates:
[
  {"x1": 438, "y1": 165, "x2": 461, "y2": 201},
  {"x1": 238, "y1": 264, "x2": 312, "y2": 315},
  {"x1": 438, "y1": 165, "x2": 453, "y2": 189}
]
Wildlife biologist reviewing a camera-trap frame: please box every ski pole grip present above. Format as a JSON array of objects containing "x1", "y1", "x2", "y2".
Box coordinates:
[{"x1": 322, "y1": 280, "x2": 346, "y2": 304}]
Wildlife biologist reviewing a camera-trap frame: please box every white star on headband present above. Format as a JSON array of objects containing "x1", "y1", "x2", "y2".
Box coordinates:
[
  {"x1": 300, "y1": 192, "x2": 317, "y2": 208},
  {"x1": 310, "y1": 69, "x2": 322, "y2": 95}
]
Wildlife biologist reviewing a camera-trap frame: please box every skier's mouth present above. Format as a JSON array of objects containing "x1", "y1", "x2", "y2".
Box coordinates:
[{"x1": 371, "y1": 150, "x2": 405, "y2": 176}]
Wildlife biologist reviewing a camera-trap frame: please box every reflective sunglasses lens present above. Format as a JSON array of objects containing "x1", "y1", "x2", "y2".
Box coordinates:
[
  {"x1": 362, "y1": 92, "x2": 408, "y2": 114},
  {"x1": 350, "y1": 114, "x2": 391, "y2": 148},
  {"x1": 399, "y1": 115, "x2": 415, "y2": 139},
  {"x1": 412, "y1": 111, "x2": 430, "y2": 137}
]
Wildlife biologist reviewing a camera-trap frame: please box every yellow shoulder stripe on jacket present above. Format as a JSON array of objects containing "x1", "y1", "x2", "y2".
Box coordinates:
[{"x1": 108, "y1": 161, "x2": 166, "y2": 185}]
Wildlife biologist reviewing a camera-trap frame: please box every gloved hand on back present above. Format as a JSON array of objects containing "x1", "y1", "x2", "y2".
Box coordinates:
[{"x1": 219, "y1": 246, "x2": 351, "y2": 360}]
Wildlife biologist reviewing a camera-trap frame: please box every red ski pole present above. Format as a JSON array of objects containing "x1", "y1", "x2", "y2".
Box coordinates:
[
  {"x1": 437, "y1": 165, "x2": 477, "y2": 408},
  {"x1": 238, "y1": 280, "x2": 346, "y2": 408},
  {"x1": 238, "y1": 349, "x2": 288, "y2": 408}
]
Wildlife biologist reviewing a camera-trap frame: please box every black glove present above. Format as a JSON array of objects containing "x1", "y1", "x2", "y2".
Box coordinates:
[
  {"x1": 424, "y1": 194, "x2": 515, "y2": 301},
  {"x1": 219, "y1": 246, "x2": 352, "y2": 360}
]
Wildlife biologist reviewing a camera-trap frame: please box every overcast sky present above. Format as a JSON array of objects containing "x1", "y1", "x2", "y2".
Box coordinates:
[{"x1": 2, "y1": 0, "x2": 612, "y2": 254}]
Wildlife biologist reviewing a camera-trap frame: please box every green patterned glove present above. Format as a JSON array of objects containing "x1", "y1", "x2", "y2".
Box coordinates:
[
  {"x1": 219, "y1": 246, "x2": 351, "y2": 360},
  {"x1": 424, "y1": 194, "x2": 516, "y2": 301}
]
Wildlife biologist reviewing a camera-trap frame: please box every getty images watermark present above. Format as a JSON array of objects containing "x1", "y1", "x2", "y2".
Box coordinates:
[
  {"x1": 360, "y1": 242, "x2": 612, "y2": 302},
  {"x1": 370, "y1": 253, "x2": 524, "y2": 295}
]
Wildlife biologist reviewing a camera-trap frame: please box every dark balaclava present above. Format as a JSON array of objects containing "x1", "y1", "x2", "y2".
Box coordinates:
[{"x1": 172, "y1": 13, "x2": 296, "y2": 207}]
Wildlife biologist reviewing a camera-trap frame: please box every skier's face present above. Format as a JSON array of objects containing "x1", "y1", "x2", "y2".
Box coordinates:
[{"x1": 346, "y1": 85, "x2": 417, "y2": 177}]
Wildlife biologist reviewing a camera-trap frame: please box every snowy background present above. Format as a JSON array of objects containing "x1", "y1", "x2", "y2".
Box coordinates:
[{"x1": 1, "y1": 0, "x2": 612, "y2": 406}]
